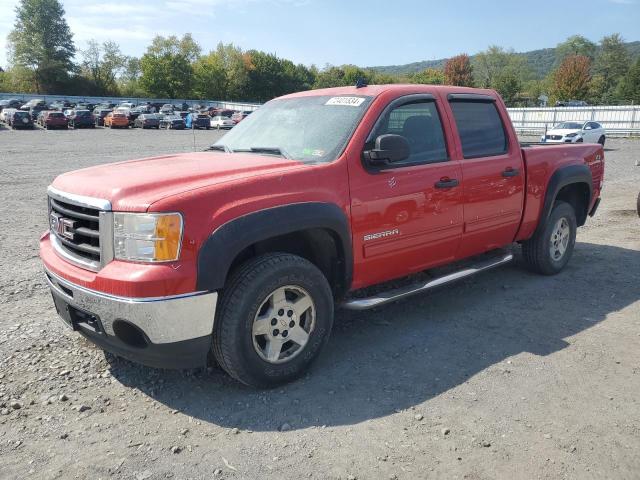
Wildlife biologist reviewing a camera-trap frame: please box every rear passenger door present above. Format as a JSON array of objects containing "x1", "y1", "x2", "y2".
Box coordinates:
[{"x1": 447, "y1": 94, "x2": 525, "y2": 259}]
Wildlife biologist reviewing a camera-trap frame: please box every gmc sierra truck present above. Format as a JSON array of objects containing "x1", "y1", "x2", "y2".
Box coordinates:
[{"x1": 40, "y1": 85, "x2": 604, "y2": 387}]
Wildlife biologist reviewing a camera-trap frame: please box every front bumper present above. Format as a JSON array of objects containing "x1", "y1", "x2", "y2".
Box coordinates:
[{"x1": 44, "y1": 268, "x2": 218, "y2": 369}]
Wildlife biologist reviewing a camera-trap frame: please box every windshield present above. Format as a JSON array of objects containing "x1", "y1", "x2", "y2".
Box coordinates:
[
  {"x1": 554, "y1": 122, "x2": 582, "y2": 130},
  {"x1": 213, "y1": 95, "x2": 373, "y2": 163}
]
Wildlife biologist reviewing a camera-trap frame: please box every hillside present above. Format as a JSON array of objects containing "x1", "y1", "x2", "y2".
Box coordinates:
[{"x1": 369, "y1": 41, "x2": 640, "y2": 78}]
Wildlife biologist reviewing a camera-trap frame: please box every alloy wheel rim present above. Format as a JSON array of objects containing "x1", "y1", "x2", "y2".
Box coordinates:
[
  {"x1": 550, "y1": 217, "x2": 570, "y2": 261},
  {"x1": 252, "y1": 285, "x2": 316, "y2": 364}
]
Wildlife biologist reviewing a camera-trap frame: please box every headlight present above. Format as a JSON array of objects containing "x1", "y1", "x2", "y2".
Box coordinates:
[
  {"x1": 565, "y1": 133, "x2": 578, "y2": 138},
  {"x1": 114, "y1": 213, "x2": 183, "y2": 262}
]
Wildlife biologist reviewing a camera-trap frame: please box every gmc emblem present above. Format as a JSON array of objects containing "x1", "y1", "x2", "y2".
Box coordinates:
[{"x1": 50, "y1": 213, "x2": 76, "y2": 240}]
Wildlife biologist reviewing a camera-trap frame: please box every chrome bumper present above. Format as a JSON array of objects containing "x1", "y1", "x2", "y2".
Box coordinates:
[{"x1": 44, "y1": 269, "x2": 218, "y2": 344}]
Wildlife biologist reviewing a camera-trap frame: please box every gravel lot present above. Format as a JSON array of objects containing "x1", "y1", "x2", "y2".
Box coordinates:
[{"x1": 0, "y1": 127, "x2": 639, "y2": 480}]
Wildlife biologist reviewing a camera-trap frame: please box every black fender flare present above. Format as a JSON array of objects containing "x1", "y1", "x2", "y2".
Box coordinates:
[
  {"x1": 196, "y1": 202, "x2": 353, "y2": 292},
  {"x1": 538, "y1": 164, "x2": 593, "y2": 232}
]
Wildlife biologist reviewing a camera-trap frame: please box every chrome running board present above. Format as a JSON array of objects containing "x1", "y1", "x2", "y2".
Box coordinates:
[{"x1": 342, "y1": 252, "x2": 514, "y2": 311}]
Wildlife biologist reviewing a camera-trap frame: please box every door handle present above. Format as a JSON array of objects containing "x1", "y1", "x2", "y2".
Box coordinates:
[
  {"x1": 435, "y1": 178, "x2": 460, "y2": 189},
  {"x1": 502, "y1": 168, "x2": 520, "y2": 178}
]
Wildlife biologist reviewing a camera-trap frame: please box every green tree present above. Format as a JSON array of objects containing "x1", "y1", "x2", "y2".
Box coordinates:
[
  {"x1": 593, "y1": 33, "x2": 631, "y2": 102},
  {"x1": 473, "y1": 47, "x2": 529, "y2": 105},
  {"x1": 444, "y1": 54, "x2": 474, "y2": 86},
  {"x1": 139, "y1": 34, "x2": 200, "y2": 98},
  {"x1": 555, "y1": 35, "x2": 597, "y2": 64},
  {"x1": 213, "y1": 43, "x2": 249, "y2": 100},
  {"x1": 80, "y1": 40, "x2": 126, "y2": 95},
  {"x1": 616, "y1": 57, "x2": 640, "y2": 104},
  {"x1": 407, "y1": 68, "x2": 445, "y2": 85},
  {"x1": 313, "y1": 65, "x2": 374, "y2": 89},
  {"x1": 7, "y1": 0, "x2": 76, "y2": 93},
  {"x1": 118, "y1": 57, "x2": 144, "y2": 96},
  {"x1": 193, "y1": 51, "x2": 228, "y2": 99}
]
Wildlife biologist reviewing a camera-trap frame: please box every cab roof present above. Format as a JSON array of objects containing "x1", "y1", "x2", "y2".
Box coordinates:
[{"x1": 279, "y1": 84, "x2": 498, "y2": 100}]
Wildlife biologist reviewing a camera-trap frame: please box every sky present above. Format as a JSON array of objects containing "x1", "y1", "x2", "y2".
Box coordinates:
[{"x1": 0, "y1": 0, "x2": 638, "y2": 69}]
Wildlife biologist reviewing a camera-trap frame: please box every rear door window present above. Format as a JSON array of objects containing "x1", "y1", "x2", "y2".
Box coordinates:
[{"x1": 449, "y1": 101, "x2": 508, "y2": 158}]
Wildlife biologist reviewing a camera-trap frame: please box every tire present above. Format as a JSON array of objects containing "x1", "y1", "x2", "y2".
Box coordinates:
[
  {"x1": 213, "y1": 253, "x2": 334, "y2": 388},
  {"x1": 598, "y1": 136, "x2": 606, "y2": 146},
  {"x1": 576, "y1": 138, "x2": 584, "y2": 143},
  {"x1": 521, "y1": 201, "x2": 577, "y2": 275}
]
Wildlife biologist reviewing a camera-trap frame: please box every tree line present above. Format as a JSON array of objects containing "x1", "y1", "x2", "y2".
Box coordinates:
[{"x1": 1, "y1": 0, "x2": 639, "y2": 106}]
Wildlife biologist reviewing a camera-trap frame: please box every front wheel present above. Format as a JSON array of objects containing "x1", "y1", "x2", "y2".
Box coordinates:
[
  {"x1": 521, "y1": 201, "x2": 577, "y2": 275},
  {"x1": 213, "y1": 253, "x2": 334, "y2": 388},
  {"x1": 598, "y1": 136, "x2": 606, "y2": 146}
]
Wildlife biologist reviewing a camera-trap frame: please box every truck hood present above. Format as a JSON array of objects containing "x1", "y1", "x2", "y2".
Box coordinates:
[{"x1": 51, "y1": 152, "x2": 306, "y2": 211}]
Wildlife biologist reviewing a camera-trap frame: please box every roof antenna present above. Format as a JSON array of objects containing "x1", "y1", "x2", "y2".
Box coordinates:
[{"x1": 355, "y1": 78, "x2": 367, "y2": 89}]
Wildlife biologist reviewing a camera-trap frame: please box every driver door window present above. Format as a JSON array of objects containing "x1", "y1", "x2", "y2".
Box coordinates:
[{"x1": 367, "y1": 101, "x2": 448, "y2": 167}]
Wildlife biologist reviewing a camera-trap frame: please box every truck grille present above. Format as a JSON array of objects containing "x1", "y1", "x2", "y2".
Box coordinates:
[{"x1": 47, "y1": 188, "x2": 113, "y2": 271}]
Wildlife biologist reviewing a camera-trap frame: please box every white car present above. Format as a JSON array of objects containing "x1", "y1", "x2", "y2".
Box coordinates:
[
  {"x1": 210, "y1": 115, "x2": 235, "y2": 130},
  {"x1": 542, "y1": 121, "x2": 606, "y2": 145},
  {"x1": 0, "y1": 108, "x2": 16, "y2": 123}
]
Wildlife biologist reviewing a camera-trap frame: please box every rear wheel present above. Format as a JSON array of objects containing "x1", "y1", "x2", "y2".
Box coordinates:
[
  {"x1": 522, "y1": 201, "x2": 577, "y2": 275},
  {"x1": 213, "y1": 253, "x2": 334, "y2": 388},
  {"x1": 598, "y1": 135, "x2": 606, "y2": 146}
]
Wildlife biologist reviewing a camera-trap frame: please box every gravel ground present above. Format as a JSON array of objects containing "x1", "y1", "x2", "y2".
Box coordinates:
[{"x1": 0, "y1": 127, "x2": 639, "y2": 480}]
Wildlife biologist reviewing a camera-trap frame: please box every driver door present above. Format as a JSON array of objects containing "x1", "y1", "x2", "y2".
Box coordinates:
[{"x1": 349, "y1": 95, "x2": 464, "y2": 288}]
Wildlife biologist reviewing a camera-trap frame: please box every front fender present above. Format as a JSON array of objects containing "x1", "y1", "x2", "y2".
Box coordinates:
[{"x1": 196, "y1": 202, "x2": 353, "y2": 292}]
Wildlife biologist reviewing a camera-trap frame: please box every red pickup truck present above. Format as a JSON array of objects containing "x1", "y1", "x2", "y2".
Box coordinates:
[{"x1": 40, "y1": 85, "x2": 604, "y2": 387}]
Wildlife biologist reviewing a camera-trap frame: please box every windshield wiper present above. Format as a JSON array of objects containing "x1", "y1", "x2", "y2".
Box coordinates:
[
  {"x1": 205, "y1": 144, "x2": 233, "y2": 153},
  {"x1": 234, "y1": 147, "x2": 291, "y2": 159}
]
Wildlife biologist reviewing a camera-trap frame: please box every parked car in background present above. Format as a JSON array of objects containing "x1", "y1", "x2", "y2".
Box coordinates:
[
  {"x1": 41, "y1": 111, "x2": 69, "y2": 129},
  {"x1": 174, "y1": 102, "x2": 189, "y2": 111},
  {"x1": 118, "y1": 102, "x2": 136, "y2": 110},
  {"x1": 104, "y1": 111, "x2": 130, "y2": 128},
  {"x1": 28, "y1": 105, "x2": 48, "y2": 120},
  {"x1": 68, "y1": 110, "x2": 95, "y2": 129},
  {"x1": 132, "y1": 104, "x2": 155, "y2": 114},
  {"x1": 0, "y1": 98, "x2": 23, "y2": 111},
  {"x1": 186, "y1": 112, "x2": 211, "y2": 129},
  {"x1": 75, "y1": 102, "x2": 95, "y2": 112},
  {"x1": 93, "y1": 108, "x2": 112, "y2": 126},
  {"x1": 50, "y1": 100, "x2": 74, "y2": 111},
  {"x1": 133, "y1": 114, "x2": 161, "y2": 129},
  {"x1": 542, "y1": 121, "x2": 606, "y2": 145},
  {"x1": 210, "y1": 115, "x2": 235, "y2": 130},
  {"x1": 231, "y1": 111, "x2": 253, "y2": 123},
  {"x1": 21, "y1": 99, "x2": 46, "y2": 110},
  {"x1": 159, "y1": 114, "x2": 186, "y2": 129},
  {"x1": 0, "y1": 107, "x2": 16, "y2": 123},
  {"x1": 160, "y1": 104, "x2": 174, "y2": 115},
  {"x1": 7, "y1": 110, "x2": 34, "y2": 129},
  {"x1": 556, "y1": 100, "x2": 589, "y2": 107}
]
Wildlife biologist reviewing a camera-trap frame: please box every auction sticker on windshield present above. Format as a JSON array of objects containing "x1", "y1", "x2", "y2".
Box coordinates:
[{"x1": 325, "y1": 97, "x2": 366, "y2": 107}]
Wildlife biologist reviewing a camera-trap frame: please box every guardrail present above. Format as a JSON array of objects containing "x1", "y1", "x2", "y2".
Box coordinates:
[
  {"x1": 0, "y1": 92, "x2": 262, "y2": 112},
  {"x1": 507, "y1": 105, "x2": 640, "y2": 137}
]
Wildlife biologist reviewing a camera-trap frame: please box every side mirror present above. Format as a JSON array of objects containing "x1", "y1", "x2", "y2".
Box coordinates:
[{"x1": 364, "y1": 134, "x2": 410, "y2": 165}]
